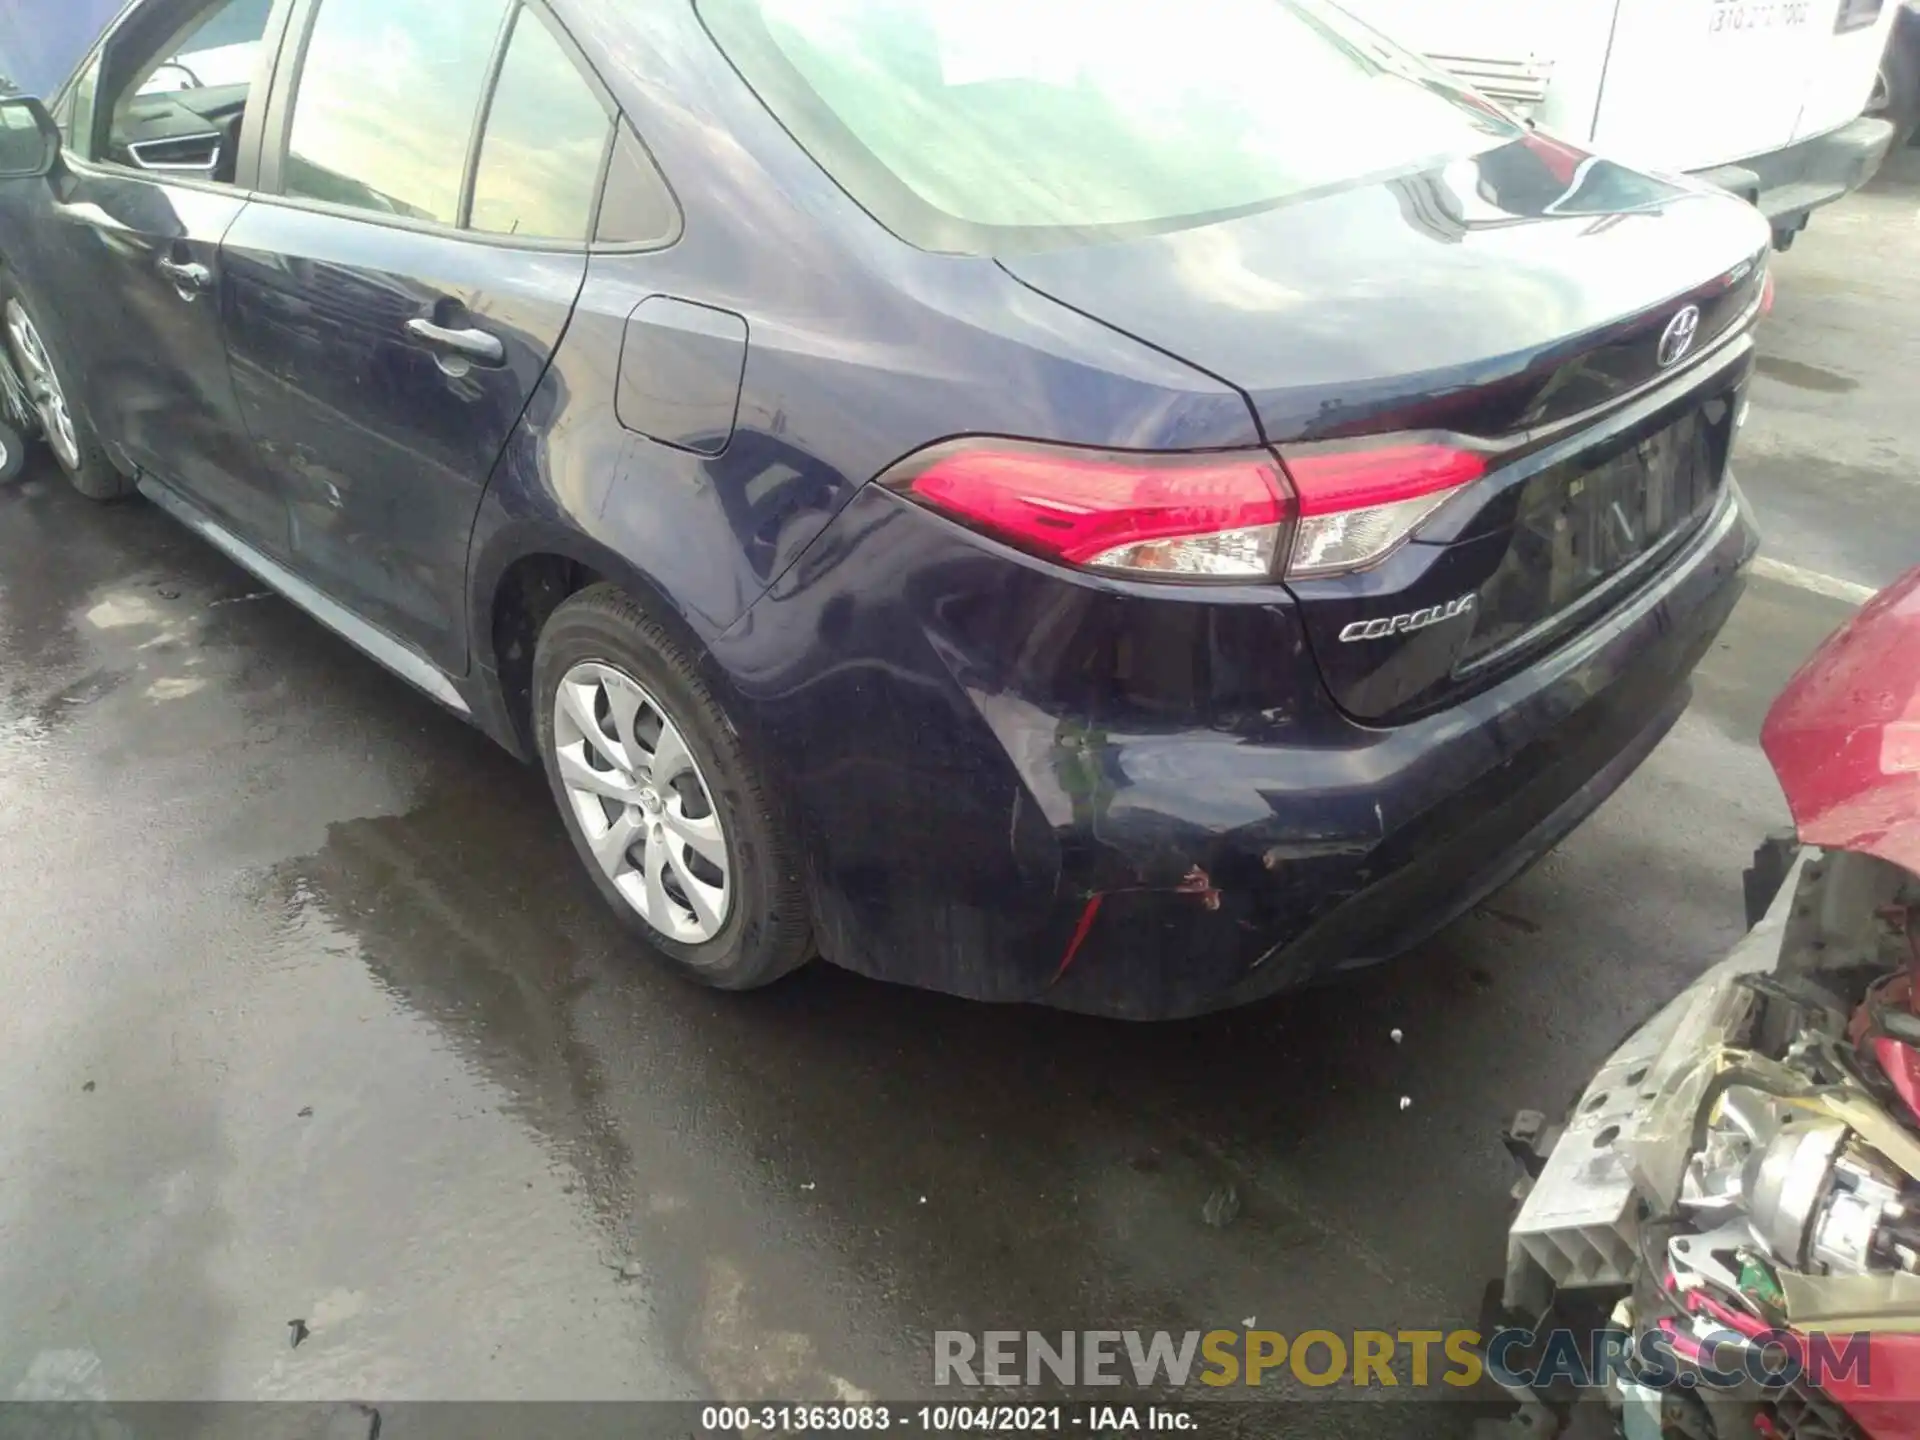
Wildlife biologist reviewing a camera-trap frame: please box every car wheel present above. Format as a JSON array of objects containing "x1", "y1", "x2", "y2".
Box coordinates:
[
  {"x1": 533, "y1": 583, "x2": 813, "y2": 990},
  {"x1": 2, "y1": 289, "x2": 133, "y2": 501}
]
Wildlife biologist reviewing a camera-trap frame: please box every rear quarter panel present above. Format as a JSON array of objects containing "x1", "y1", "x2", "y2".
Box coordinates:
[{"x1": 471, "y1": 0, "x2": 1262, "y2": 660}]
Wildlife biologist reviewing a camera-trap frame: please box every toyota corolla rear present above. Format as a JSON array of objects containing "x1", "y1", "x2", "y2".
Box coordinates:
[{"x1": 696, "y1": 0, "x2": 1768, "y2": 1018}]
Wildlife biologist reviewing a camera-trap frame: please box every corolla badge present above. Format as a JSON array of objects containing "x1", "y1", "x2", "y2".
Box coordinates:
[
  {"x1": 1338, "y1": 594, "x2": 1477, "y2": 643},
  {"x1": 1657, "y1": 305, "x2": 1702, "y2": 369}
]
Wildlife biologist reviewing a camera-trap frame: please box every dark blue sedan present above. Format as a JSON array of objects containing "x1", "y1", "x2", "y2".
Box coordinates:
[{"x1": 0, "y1": 0, "x2": 1766, "y2": 1017}]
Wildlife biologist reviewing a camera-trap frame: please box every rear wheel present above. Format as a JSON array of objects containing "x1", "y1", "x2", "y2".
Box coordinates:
[
  {"x1": 2, "y1": 290, "x2": 132, "y2": 501},
  {"x1": 533, "y1": 584, "x2": 812, "y2": 990}
]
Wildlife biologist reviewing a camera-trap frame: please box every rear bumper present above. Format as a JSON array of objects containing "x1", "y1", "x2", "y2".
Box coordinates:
[
  {"x1": 1055, "y1": 483, "x2": 1759, "y2": 1019},
  {"x1": 722, "y1": 477, "x2": 1758, "y2": 1020},
  {"x1": 1690, "y1": 116, "x2": 1896, "y2": 230}
]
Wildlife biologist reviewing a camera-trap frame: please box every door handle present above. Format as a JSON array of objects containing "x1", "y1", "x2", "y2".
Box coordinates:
[
  {"x1": 157, "y1": 257, "x2": 213, "y2": 295},
  {"x1": 406, "y1": 318, "x2": 506, "y2": 368}
]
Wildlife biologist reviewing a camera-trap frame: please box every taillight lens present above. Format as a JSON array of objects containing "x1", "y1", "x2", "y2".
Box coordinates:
[
  {"x1": 883, "y1": 438, "x2": 1488, "y2": 582},
  {"x1": 884, "y1": 441, "x2": 1294, "y2": 580},
  {"x1": 1280, "y1": 443, "x2": 1487, "y2": 578},
  {"x1": 1760, "y1": 269, "x2": 1776, "y2": 317}
]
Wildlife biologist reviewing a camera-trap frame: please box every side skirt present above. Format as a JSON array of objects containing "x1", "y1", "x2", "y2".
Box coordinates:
[{"x1": 137, "y1": 476, "x2": 472, "y2": 718}]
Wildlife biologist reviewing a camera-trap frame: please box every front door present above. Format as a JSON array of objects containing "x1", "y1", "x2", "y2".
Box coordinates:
[
  {"x1": 38, "y1": 0, "x2": 285, "y2": 546},
  {"x1": 221, "y1": 0, "x2": 610, "y2": 673}
]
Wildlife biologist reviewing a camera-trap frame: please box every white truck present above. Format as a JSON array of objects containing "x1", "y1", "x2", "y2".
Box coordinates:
[{"x1": 1343, "y1": 0, "x2": 1903, "y2": 247}]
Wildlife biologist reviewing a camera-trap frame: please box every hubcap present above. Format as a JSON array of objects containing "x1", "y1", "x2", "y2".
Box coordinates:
[
  {"x1": 552, "y1": 661, "x2": 732, "y2": 944},
  {"x1": 4, "y1": 300, "x2": 79, "y2": 472}
]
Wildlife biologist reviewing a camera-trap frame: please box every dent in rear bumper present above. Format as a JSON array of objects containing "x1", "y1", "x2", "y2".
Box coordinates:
[
  {"x1": 720, "y1": 479, "x2": 1758, "y2": 1020},
  {"x1": 1047, "y1": 482, "x2": 1757, "y2": 1017}
]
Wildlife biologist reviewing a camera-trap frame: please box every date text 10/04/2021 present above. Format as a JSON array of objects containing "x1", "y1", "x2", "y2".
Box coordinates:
[{"x1": 700, "y1": 1407, "x2": 1195, "y2": 1433}]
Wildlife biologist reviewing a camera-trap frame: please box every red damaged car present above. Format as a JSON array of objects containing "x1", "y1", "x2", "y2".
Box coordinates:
[{"x1": 1500, "y1": 568, "x2": 1920, "y2": 1439}]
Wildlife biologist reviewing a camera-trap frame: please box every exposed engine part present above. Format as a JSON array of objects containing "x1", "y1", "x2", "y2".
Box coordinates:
[
  {"x1": 1684, "y1": 1088, "x2": 1787, "y2": 1216},
  {"x1": 1808, "y1": 1155, "x2": 1909, "y2": 1275},
  {"x1": 1668, "y1": 1219, "x2": 1769, "y2": 1302},
  {"x1": 1687, "y1": 1107, "x2": 1918, "y2": 1283},
  {"x1": 1748, "y1": 1122, "x2": 1849, "y2": 1267},
  {"x1": 1812, "y1": 1186, "x2": 1885, "y2": 1273},
  {"x1": 1506, "y1": 849, "x2": 1920, "y2": 1324},
  {"x1": 1501, "y1": 584, "x2": 1920, "y2": 1438}
]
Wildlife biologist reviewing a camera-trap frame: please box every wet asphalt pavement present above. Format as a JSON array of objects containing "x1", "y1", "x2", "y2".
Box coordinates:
[{"x1": 0, "y1": 150, "x2": 1914, "y2": 1430}]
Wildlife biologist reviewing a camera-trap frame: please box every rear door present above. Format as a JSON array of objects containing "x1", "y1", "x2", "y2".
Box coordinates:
[
  {"x1": 33, "y1": 0, "x2": 286, "y2": 543},
  {"x1": 222, "y1": 0, "x2": 610, "y2": 672}
]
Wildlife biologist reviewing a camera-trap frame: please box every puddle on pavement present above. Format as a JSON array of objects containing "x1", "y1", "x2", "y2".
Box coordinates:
[
  {"x1": 1755, "y1": 354, "x2": 1860, "y2": 393},
  {"x1": 257, "y1": 760, "x2": 1518, "y2": 1399},
  {"x1": 262, "y1": 776, "x2": 898, "y2": 1399},
  {"x1": 0, "y1": 479, "x2": 262, "y2": 737}
]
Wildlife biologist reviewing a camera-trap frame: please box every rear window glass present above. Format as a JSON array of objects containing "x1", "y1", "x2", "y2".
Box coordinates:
[{"x1": 697, "y1": 0, "x2": 1519, "y2": 254}]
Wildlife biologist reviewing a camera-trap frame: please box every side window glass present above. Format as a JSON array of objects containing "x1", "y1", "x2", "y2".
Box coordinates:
[
  {"x1": 284, "y1": 0, "x2": 510, "y2": 225},
  {"x1": 135, "y1": 0, "x2": 272, "y2": 94},
  {"x1": 596, "y1": 123, "x2": 681, "y2": 248},
  {"x1": 468, "y1": 8, "x2": 611, "y2": 242},
  {"x1": 99, "y1": 0, "x2": 272, "y2": 181}
]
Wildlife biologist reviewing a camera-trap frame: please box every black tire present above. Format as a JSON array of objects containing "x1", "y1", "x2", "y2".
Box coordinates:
[
  {"x1": 1875, "y1": 13, "x2": 1920, "y2": 151},
  {"x1": 1, "y1": 284, "x2": 133, "y2": 501},
  {"x1": 0, "y1": 421, "x2": 24, "y2": 485},
  {"x1": 533, "y1": 583, "x2": 812, "y2": 990}
]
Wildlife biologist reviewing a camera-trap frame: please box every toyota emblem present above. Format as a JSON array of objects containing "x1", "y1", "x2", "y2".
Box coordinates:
[{"x1": 1657, "y1": 305, "x2": 1702, "y2": 369}]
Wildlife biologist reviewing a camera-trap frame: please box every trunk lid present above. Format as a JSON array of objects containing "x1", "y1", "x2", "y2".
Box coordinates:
[{"x1": 998, "y1": 135, "x2": 1771, "y2": 723}]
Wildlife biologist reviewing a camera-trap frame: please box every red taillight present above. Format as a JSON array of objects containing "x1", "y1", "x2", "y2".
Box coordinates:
[
  {"x1": 885, "y1": 441, "x2": 1295, "y2": 580},
  {"x1": 1283, "y1": 444, "x2": 1487, "y2": 514},
  {"x1": 884, "y1": 437, "x2": 1489, "y2": 582},
  {"x1": 1278, "y1": 443, "x2": 1486, "y2": 578}
]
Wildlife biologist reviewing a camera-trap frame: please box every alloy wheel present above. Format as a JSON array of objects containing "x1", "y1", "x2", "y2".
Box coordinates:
[
  {"x1": 4, "y1": 300, "x2": 80, "y2": 473},
  {"x1": 552, "y1": 660, "x2": 732, "y2": 944}
]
